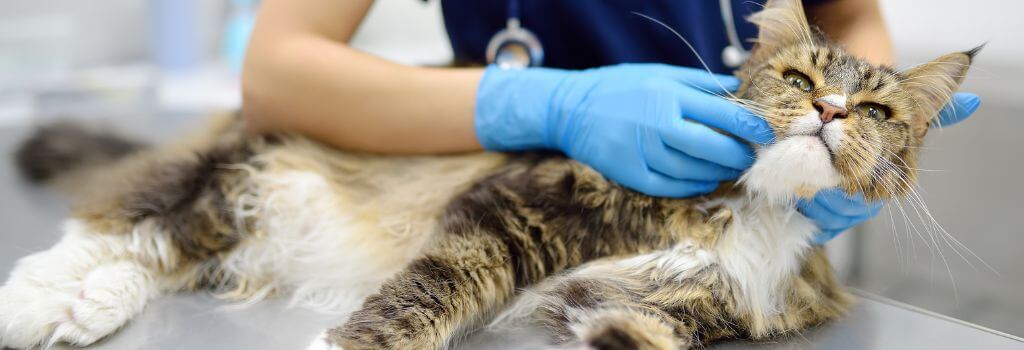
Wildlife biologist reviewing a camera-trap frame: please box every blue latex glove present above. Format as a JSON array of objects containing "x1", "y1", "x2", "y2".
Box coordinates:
[
  {"x1": 475, "y1": 63, "x2": 774, "y2": 198},
  {"x1": 935, "y1": 92, "x2": 982, "y2": 127},
  {"x1": 799, "y1": 190, "x2": 885, "y2": 245},
  {"x1": 804, "y1": 92, "x2": 981, "y2": 244}
]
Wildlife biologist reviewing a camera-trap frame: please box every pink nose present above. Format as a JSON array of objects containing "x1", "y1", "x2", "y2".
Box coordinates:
[{"x1": 814, "y1": 98, "x2": 848, "y2": 123}]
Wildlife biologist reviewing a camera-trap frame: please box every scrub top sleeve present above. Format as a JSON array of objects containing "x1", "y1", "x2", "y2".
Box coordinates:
[{"x1": 803, "y1": 0, "x2": 839, "y2": 6}]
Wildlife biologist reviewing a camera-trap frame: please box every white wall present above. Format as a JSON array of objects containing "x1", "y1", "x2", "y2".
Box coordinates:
[
  {"x1": 882, "y1": 0, "x2": 1024, "y2": 65},
  {"x1": 867, "y1": 0, "x2": 1024, "y2": 337},
  {"x1": 350, "y1": 0, "x2": 451, "y2": 65},
  {"x1": 881, "y1": 0, "x2": 1024, "y2": 100}
]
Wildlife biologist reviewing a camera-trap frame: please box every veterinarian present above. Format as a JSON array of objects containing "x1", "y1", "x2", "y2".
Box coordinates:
[{"x1": 241, "y1": 0, "x2": 979, "y2": 243}]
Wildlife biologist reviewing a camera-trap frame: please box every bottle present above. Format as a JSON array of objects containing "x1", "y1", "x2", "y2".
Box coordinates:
[{"x1": 222, "y1": 0, "x2": 259, "y2": 73}]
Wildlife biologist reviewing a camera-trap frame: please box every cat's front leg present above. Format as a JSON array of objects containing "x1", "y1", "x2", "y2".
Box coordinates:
[{"x1": 0, "y1": 219, "x2": 172, "y2": 349}]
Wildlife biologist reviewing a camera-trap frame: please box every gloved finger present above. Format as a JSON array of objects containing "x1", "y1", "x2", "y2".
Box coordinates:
[
  {"x1": 860, "y1": 203, "x2": 884, "y2": 222},
  {"x1": 642, "y1": 136, "x2": 743, "y2": 181},
  {"x1": 797, "y1": 198, "x2": 859, "y2": 231},
  {"x1": 933, "y1": 92, "x2": 981, "y2": 127},
  {"x1": 678, "y1": 93, "x2": 775, "y2": 145},
  {"x1": 830, "y1": 205, "x2": 883, "y2": 232},
  {"x1": 813, "y1": 229, "x2": 845, "y2": 245},
  {"x1": 810, "y1": 204, "x2": 883, "y2": 244},
  {"x1": 813, "y1": 188, "x2": 884, "y2": 217},
  {"x1": 630, "y1": 172, "x2": 719, "y2": 198},
  {"x1": 660, "y1": 68, "x2": 741, "y2": 95},
  {"x1": 618, "y1": 64, "x2": 742, "y2": 94},
  {"x1": 659, "y1": 118, "x2": 757, "y2": 170}
]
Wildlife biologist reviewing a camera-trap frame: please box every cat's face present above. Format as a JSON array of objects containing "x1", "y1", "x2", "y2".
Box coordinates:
[{"x1": 736, "y1": 0, "x2": 976, "y2": 202}]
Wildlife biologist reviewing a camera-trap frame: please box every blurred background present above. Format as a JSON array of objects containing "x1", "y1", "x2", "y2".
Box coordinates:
[{"x1": 0, "y1": 0, "x2": 1020, "y2": 338}]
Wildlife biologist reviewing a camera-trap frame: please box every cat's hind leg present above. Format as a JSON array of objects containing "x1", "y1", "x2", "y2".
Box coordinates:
[
  {"x1": 0, "y1": 171, "x2": 249, "y2": 349},
  {"x1": 2, "y1": 125, "x2": 255, "y2": 348},
  {"x1": 0, "y1": 219, "x2": 179, "y2": 348}
]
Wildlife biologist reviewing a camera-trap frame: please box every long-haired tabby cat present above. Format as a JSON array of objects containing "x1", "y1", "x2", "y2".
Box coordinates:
[{"x1": 0, "y1": 1, "x2": 978, "y2": 349}]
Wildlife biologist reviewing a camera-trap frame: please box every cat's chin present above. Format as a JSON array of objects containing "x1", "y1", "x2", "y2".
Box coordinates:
[{"x1": 739, "y1": 135, "x2": 841, "y2": 203}]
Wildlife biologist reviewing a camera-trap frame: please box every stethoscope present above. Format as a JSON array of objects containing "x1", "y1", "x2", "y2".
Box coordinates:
[{"x1": 486, "y1": 0, "x2": 751, "y2": 69}]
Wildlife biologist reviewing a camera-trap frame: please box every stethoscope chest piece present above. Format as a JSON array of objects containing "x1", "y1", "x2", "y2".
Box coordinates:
[
  {"x1": 486, "y1": 18, "x2": 544, "y2": 69},
  {"x1": 719, "y1": 0, "x2": 750, "y2": 68},
  {"x1": 721, "y1": 44, "x2": 749, "y2": 69}
]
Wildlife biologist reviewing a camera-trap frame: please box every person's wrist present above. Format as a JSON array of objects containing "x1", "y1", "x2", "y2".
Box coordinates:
[{"x1": 474, "y1": 65, "x2": 567, "y2": 151}]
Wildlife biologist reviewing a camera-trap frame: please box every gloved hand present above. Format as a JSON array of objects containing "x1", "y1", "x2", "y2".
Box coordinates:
[
  {"x1": 935, "y1": 92, "x2": 982, "y2": 127},
  {"x1": 799, "y1": 189, "x2": 884, "y2": 245},
  {"x1": 475, "y1": 63, "x2": 774, "y2": 198},
  {"x1": 804, "y1": 92, "x2": 981, "y2": 244}
]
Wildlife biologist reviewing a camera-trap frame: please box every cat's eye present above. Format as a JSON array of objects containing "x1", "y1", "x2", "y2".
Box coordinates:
[
  {"x1": 783, "y1": 70, "x2": 814, "y2": 92},
  {"x1": 856, "y1": 103, "x2": 889, "y2": 120}
]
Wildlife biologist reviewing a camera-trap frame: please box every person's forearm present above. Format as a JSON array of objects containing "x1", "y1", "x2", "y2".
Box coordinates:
[
  {"x1": 809, "y1": 0, "x2": 893, "y2": 65},
  {"x1": 241, "y1": 0, "x2": 484, "y2": 154},
  {"x1": 244, "y1": 38, "x2": 483, "y2": 154}
]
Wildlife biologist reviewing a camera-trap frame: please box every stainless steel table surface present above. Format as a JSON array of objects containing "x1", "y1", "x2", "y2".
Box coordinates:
[{"x1": 1, "y1": 121, "x2": 1021, "y2": 350}]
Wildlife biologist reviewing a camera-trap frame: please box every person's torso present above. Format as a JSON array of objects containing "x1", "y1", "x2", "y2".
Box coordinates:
[{"x1": 439, "y1": 0, "x2": 769, "y2": 73}]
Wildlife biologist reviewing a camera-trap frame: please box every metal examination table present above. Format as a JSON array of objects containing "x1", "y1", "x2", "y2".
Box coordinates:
[{"x1": 1, "y1": 120, "x2": 1021, "y2": 350}]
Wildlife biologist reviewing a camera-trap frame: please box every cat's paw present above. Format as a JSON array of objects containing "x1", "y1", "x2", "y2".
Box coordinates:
[
  {"x1": 0, "y1": 282, "x2": 66, "y2": 349},
  {"x1": 0, "y1": 261, "x2": 155, "y2": 349},
  {"x1": 306, "y1": 331, "x2": 344, "y2": 350}
]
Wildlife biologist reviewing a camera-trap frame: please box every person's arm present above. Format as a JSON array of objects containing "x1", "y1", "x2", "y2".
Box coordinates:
[
  {"x1": 242, "y1": 0, "x2": 484, "y2": 154},
  {"x1": 807, "y1": 0, "x2": 893, "y2": 65},
  {"x1": 243, "y1": 0, "x2": 778, "y2": 199}
]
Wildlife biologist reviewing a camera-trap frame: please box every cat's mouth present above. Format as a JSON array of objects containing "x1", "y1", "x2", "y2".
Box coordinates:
[
  {"x1": 787, "y1": 125, "x2": 841, "y2": 162},
  {"x1": 786, "y1": 134, "x2": 830, "y2": 154},
  {"x1": 808, "y1": 131, "x2": 837, "y2": 162},
  {"x1": 742, "y1": 133, "x2": 842, "y2": 202}
]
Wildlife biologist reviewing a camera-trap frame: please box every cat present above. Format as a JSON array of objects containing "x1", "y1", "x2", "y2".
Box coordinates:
[{"x1": 0, "y1": 0, "x2": 977, "y2": 349}]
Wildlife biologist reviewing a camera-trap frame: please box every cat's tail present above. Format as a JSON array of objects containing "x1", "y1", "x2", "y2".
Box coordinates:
[{"x1": 14, "y1": 122, "x2": 148, "y2": 184}]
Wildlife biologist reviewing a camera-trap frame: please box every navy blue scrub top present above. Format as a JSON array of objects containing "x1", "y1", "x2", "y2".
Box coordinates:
[{"x1": 440, "y1": 0, "x2": 828, "y2": 74}]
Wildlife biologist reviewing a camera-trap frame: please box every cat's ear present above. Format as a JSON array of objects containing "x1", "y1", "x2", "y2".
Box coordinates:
[
  {"x1": 901, "y1": 46, "x2": 981, "y2": 123},
  {"x1": 748, "y1": 0, "x2": 814, "y2": 61}
]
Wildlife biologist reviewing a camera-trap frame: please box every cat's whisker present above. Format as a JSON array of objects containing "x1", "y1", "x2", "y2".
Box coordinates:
[
  {"x1": 630, "y1": 12, "x2": 744, "y2": 103},
  {"x1": 847, "y1": 142, "x2": 945, "y2": 274},
  {"x1": 870, "y1": 148, "x2": 998, "y2": 281},
  {"x1": 686, "y1": 84, "x2": 777, "y2": 114},
  {"x1": 895, "y1": 175, "x2": 998, "y2": 275},
  {"x1": 881, "y1": 200, "x2": 909, "y2": 270},
  {"x1": 889, "y1": 194, "x2": 940, "y2": 272},
  {"x1": 747, "y1": 78, "x2": 791, "y2": 107}
]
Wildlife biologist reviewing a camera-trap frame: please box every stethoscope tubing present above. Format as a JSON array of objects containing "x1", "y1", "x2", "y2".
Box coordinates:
[{"x1": 488, "y1": 0, "x2": 750, "y2": 68}]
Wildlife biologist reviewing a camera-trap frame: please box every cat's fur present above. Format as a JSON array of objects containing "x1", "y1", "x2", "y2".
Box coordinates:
[{"x1": 0, "y1": 0, "x2": 977, "y2": 349}]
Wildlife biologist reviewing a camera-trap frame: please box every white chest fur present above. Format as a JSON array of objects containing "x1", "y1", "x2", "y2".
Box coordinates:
[
  {"x1": 714, "y1": 196, "x2": 818, "y2": 333},
  {"x1": 719, "y1": 135, "x2": 835, "y2": 332},
  {"x1": 590, "y1": 135, "x2": 836, "y2": 335}
]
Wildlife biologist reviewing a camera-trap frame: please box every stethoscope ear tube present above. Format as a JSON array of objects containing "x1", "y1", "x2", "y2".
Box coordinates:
[{"x1": 719, "y1": 0, "x2": 750, "y2": 68}]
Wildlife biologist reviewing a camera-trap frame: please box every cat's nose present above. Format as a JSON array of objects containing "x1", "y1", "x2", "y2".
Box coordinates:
[{"x1": 813, "y1": 96, "x2": 848, "y2": 123}]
